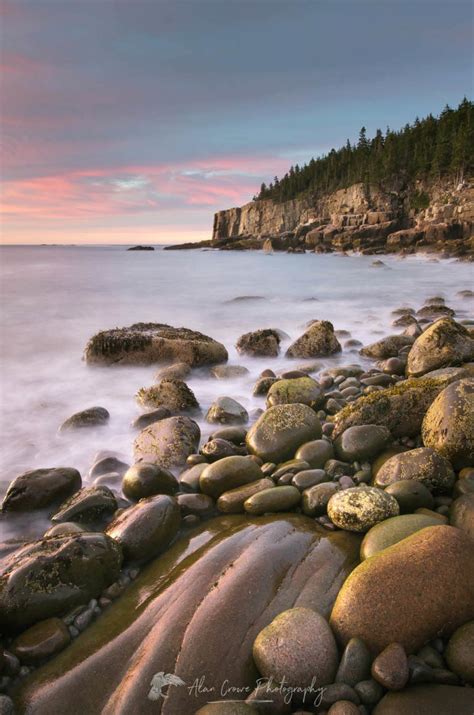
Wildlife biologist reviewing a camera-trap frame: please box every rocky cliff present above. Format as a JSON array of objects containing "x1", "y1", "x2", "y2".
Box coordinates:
[{"x1": 208, "y1": 179, "x2": 474, "y2": 258}]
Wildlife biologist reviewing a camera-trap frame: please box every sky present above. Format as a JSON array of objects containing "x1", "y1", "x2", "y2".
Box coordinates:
[{"x1": 1, "y1": 0, "x2": 472, "y2": 245}]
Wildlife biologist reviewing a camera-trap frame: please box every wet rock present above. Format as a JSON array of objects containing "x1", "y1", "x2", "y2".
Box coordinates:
[
  {"x1": 178, "y1": 462, "x2": 207, "y2": 492},
  {"x1": 246, "y1": 404, "x2": 322, "y2": 463},
  {"x1": 422, "y1": 379, "x2": 474, "y2": 470},
  {"x1": 236, "y1": 329, "x2": 281, "y2": 357},
  {"x1": 292, "y1": 469, "x2": 329, "y2": 490},
  {"x1": 11, "y1": 618, "x2": 70, "y2": 664},
  {"x1": 244, "y1": 486, "x2": 301, "y2": 514},
  {"x1": 0, "y1": 532, "x2": 122, "y2": 631},
  {"x1": 154, "y1": 362, "x2": 191, "y2": 381},
  {"x1": 136, "y1": 379, "x2": 199, "y2": 413},
  {"x1": 253, "y1": 376, "x2": 278, "y2": 396},
  {"x1": 374, "y1": 447, "x2": 455, "y2": 494},
  {"x1": 131, "y1": 407, "x2": 171, "y2": 430},
  {"x1": 295, "y1": 439, "x2": 335, "y2": 468},
  {"x1": 211, "y1": 365, "x2": 250, "y2": 379},
  {"x1": 354, "y1": 679, "x2": 384, "y2": 707},
  {"x1": 210, "y1": 426, "x2": 247, "y2": 444},
  {"x1": 303, "y1": 482, "x2": 339, "y2": 517},
  {"x1": 328, "y1": 487, "x2": 399, "y2": 532},
  {"x1": 286, "y1": 320, "x2": 341, "y2": 358},
  {"x1": 360, "y1": 335, "x2": 414, "y2": 359},
  {"x1": 335, "y1": 637, "x2": 372, "y2": 686},
  {"x1": 200, "y1": 456, "x2": 263, "y2": 498},
  {"x1": 384, "y1": 481, "x2": 434, "y2": 513},
  {"x1": 89, "y1": 457, "x2": 129, "y2": 479},
  {"x1": 1, "y1": 468, "x2": 81, "y2": 512},
  {"x1": 59, "y1": 406, "x2": 109, "y2": 432},
  {"x1": 373, "y1": 684, "x2": 474, "y2": 714},
  {"x1": 51, "y1": 486, "x2": 117, "y2": 524},
  {"x1": 106, "y1": 495, "x2": 180, "y2": 562},
  {"x1": 177, "y1": 493, "x2": 215, "y2": 519},
  {"x1": 134, "y1": 416, "x2": 201, "y2": 469},
  {"x1": 449, "y1": 493, "x2": 474, "y2": 538},
  {"x1": 92, "y1": 472, "x2": 123, "y2": 490},
  {"x1": 330, "y1": 525, "x2": 474, "y2": 654},
  {"x1": 206, "y1": 396, "x2": 249, "y2": 425},
  {"x1": 332, "y1": 374, "x2": 463, "y2": 439},
  {"x1": 253, "y1": 607, "x2": 338, "y2": 689},
  {"x1": 201, "y1": 438, "x2": 243, "y2": 461},
  {"x1": 445, "y1": 620, "x2": 474, "y2": 684},
  {"x1": 406, "y1": 318, "x2": 474, "y2": 377},
  {"x1": 11, "y1": 515, "x2": 359, "y2": 714},
  {"x1": 217, "y1": 478, "x2": 274, "y2": 513},
  {"x1": 266, "y1": 376, "x2": 323, "y2": 409},
  {"x1": 372, "y1": 643, "x2": 409, "y2": 690},
  {"x1": 43, "y1": 522, "x2": 86, "y2": 537},
  {"x1": 84, "y1": 323, "x2": 228, "y2": 367},
  {"x1": 334, "y1": 425, "x2": 391, "y2": 462},
  {"x1": 122, "y1": 463, "x2": 179, "y2": 501}
]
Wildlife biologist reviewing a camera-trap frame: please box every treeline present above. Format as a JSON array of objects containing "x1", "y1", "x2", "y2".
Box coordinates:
[{"x1": 255, "y1": 99, "x2": 473, "y2": 203}]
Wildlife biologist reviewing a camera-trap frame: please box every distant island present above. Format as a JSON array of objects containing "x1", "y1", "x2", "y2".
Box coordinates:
[
  {"x1": 166, "y1": 100, "x2": 473, "y2": 259},
  {"x1": 127, "y1": 245, "x2": 155, "y2": 251}
]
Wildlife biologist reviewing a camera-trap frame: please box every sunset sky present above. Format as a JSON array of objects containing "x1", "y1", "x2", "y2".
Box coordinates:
[{"x1": 1, "y1": 0, "x2": 472, "y2": 245}]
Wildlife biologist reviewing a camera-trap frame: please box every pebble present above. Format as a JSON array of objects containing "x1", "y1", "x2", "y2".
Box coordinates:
[
  {"x1": 372, "y1": 643, "x2": 409, "y2": 690},
  {"x1": 354, "y1": 679, "x2": 384, "y2": 707},
  {"x1": 335, "y1": 637, "x2": 372, "y2": 686}
]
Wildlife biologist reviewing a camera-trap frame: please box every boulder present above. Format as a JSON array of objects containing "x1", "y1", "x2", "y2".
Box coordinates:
[
  {"x1": 136, "y1": 380, "x2": 199, "y2": 413},
  {"x1": 133, "y1": 416, "x2": 201, "y2": 470},
  {"x1": 360, "y1": 336, "x2": 414, "y2": 360},
  {"x1": 51, "y1": 486, "x2": 117, "y2": 524},
  {"x1": 236, "y1": 329, "x2": 281, "y2": 357},
  {"x1": 253, "y1": 607, "x2": 338, "y2": 689},
  {"x1": 360, "y1": 514, "x2": 442, "y2": 560},
  {"x1": 373, "y1": 685, "x2": 474, "y2": 714},
  {"x1": 200, "y1": 456, "x2": 263, "y2": 499},
  {"x1": 84, "y1": 323, "x2": 228, "y2": 367},
  {"x1": 0, "y1": 533, "x2": 122, "y2": 631},
  {"x1": 266, "y1": 377, "x2": 323, "y2": 409},
  {"x1": 206, "y1": 397, "x2": 249, "y2": 425},
  {"x1": 12, "y1": 515, "x2": 360, "y2": 714},
  {"x1": 246, "y1": 404, "x2": 322, "y2": 463},
  {"x1": 330, "y1": 525, "x2": 474, "y2": 654},
  {"x1": 422, "y1": 379, "x2": 474, "y2": 470},
  {"x1": 286, "y1": 321, "x2": 341, "y2": 358},
  {"x1": 332, "y1": 374, "x2": 462, "y2": 439},
  {"x1": 406, "y1": 318, "x2": 474, "y2": 377},
  {"x1": 59, "y1": 407, "x2": 109, "y2": 432},
  {"x1": 1, "y1": 468, "x2": 81, "y2": 512},
  {"x1": 327, "y1": 487, "x2": 399, "y2": 532},
  {"x1": 154, "y1": 362, "x2": 191, "y2": 381},
  {"x1": 334, "y1": 425, "x2": 391, "y2": 462},
  {"x1": 105, "y1": 495, "x2": 181, "y2": 562},
  {"x1": 122, "y1": 463, "x2": 179, "y2": 501},
  {"x1": 374, "y1": 447, "x2": 455, "y2": 494}
]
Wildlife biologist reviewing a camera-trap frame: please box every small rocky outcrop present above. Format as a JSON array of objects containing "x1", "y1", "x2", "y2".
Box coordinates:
[
  {"x1": 236, "y1": 329, "x2": 281, "y2": 357},
  {"x1": 127, "y1": 245, "x2": 154, "y2": 251},
  {"x1": 84, "y1": 323, "x2": 228, "y2": 367},
  {"x1": 59, "y1": 407, "x2": 109, "y2": 432},
  {"x1": 406, "y1": 318, "x2": 474, "y2": 377},
  {"x1": 136, "y1": 379, "x2": 199, "y2": 413},
  {"x1": 286, "y1": 320, "x2": 341, "y2": 358},
  {"x1": 133, "y1": 416, "x2": 201, "y2": 469}
]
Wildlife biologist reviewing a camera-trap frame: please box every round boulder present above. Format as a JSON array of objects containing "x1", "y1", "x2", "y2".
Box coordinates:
[
  {"x1": 334, "y1": 425, "x2": 391, "y2": 463},
  {"x1": 206, "y1": 397, "x2": 249, "y2": 425},
  {"x1": 200, "y1": 456, "x2": 263, "y2": 499},
  {"x1": 1, "y1": 468, "x2": 81, "y2": 512},
  {"x1": 236, "y1": 329, "x2": 281, "y2": 357},
  {"x1": 122, "y1": 463, "x2": 178, "y2": 501},
  {"x1": 266, "y1": 376, "x2": 323, "y2": 410},
  {"x1": 296, "y1": 439, "x2": 335, "y2": 468},
  {"x1": 445, "y1": 620, "x2": 474, "y2": 684},
  {"x1": 374, "y1": 447, "x2": 455, "y2": 494},
  {"x1": 328, "y1": 487, "x2": 399, "y2": 533},
  {"x1": 59, "y1": 407, "x2": 109, "y2": 432},
  {"x1": 246, "y1": 404, "x2": 322, "y2": 464},
  {"x1": 136, "y1": 379, "x2": 199, "y2": 413},
  {"x1": 286, "y1": 321, "x2": 341, "y2": 358},
  {"x1": 360, "y1": 514, "x2": 443, "y2": 560},
  {"x1": 406, "y1": 318, "x2": 474, "y2": 377},
  {"x1": 133, "y1": 416, "x2": 201, "y2": 469}
]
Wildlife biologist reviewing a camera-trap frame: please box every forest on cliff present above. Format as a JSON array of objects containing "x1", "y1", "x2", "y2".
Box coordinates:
[{"x1": 255, "y1": 99, "x2": 473, "y2": 203}]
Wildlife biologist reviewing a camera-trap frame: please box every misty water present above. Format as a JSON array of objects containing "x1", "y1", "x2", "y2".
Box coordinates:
[{"x1": 1, "y1": 245, "x2": 472, "y2": 541}]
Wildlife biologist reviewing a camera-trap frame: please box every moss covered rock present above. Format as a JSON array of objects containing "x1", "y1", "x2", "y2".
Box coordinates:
[
  {"x1": 246, "y1": 403, "x2": 322, "y2": 463},
  {"x1": 327, "y1": 487, "x2": 399, "y2": 533},
  {"x1": 206, "y1": 396, "x2": 249, "y2": 425},
  {"x1": 374, "y1": 447, "x2": 455, "y2": 494},
  {"x1": 406, "y1": 318, "x2": 474, "y2": 377},
  {"x1": 422, "y1": 379, "x2": 474, "y2": 470},
  {"x1": 236, "y1": 329, "x2": 281, "y2": 357},
  {"x1": 286, "y1": 321, "x2": 341, "y2": 358},
  {"x1": 200, "y1": 456, "x2": 263, "y2": 499},
  {"x1": 266, "y1": 376, "x2": 323, "y2": 409},
  {"x1": 136, "y1": 379, "x2": 199, "y2": 413},
  {"x1": 134, "y1": 416, "x2": 200, "y2": 469},
  {"x1": 360, "y1": 335, "x2": 414, "y2": 359},
  {"x1": 84, "y1": 323, "x2": 228, "y2": 367}
]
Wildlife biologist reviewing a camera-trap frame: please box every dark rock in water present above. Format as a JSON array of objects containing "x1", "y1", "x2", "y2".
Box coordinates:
[
  {"x1": 266, "y1": 376, "x2": 324, "y2": 409},
  {"x1": 84, "y1": 323, "x2": 228, "y2": 367},
  {"x1": 253, "y1": 607, "x2": 338, "y2": 689},
  {"x1": 127, "y1": 245, "x2": 154, "y2": 251},
  {"x1": 59, "y1": 407, "x2": 109, "y2": 432},
  {"x1": 106, "y1": 495, "x2": 180, "y2": 563},
  {"x1": 286, "y1": 320, "x2": 341, "y2": 358},
  {"x1": 374, "y1": 447, "x2": 455, "y2": 494},
  {"x1": 211, "y1": 364, "x2": 250, "y2": 379},
  {"x1": 373, "y1": 684, "x2": 474, "y2": 714},
  {"x1": 122, "y1": 463, "x2": 178, "y2": 501},
  {"x1": 43, "y1": 522, "x2": 85, "y2": 537},
  {"x1": 11, "y1": 514, "x2": 360, "y2": 714},
  {"x1": 155, "y1": 361, "x2": 191, "y2": 381},
  {"x1": 136, "y1": 379, "x2": 200, "y2": 413},
  {"x1": 406, "y1": 318, "x2": 474, "y2": 377},
  {"x1": 177, "y1": 493, "x2": 216, "y2": 519},
  {"x1": 131, "y1": 407, "x2": 171, "y2": 430},
  {"x1": 206, "y1": 396, "x2": 248, "y2": 425},
  {"x1": 226, "y1": 295, "x2": 266, "y2": 303},
  {"x1": 330, "y1": 525, "x2": 474, "y2": 654},
  {"x1": 1, "y1": 468, "x2": 81, "y2": 512},
  {"x1": 253, "y1": 376, "x2": 278, "y2": 396},
  {"x1": 200, "y1": 455, "x2": 263, "y2": 498},
  {"x1": 360, "y1": 335, "x2": 414, "y2": 360},
  {"x1": 210, "y1": 425, "x2": 247, "y2": 444},
  {"x1": 51, "y1": 486, "x2": 117, "y2": 524},
  {"x1": 422, "y1": 378, "x2": 474, "y2": 470},
  {"x1": 302, "y1": 482, "x2": 339, "y2": 517},
  {"x1": 11, "y1": 618, "x2": 71, "y2": 664},
  {"x1": 246, "y1": 403, "x2": 322, "y2": 463},
  {"x1": 200, "y1": 438, "x2": 245, "y2": 461},
  {"x1": 89, "y1": 457, "x2": 129, "y2": 479},
  {"x1": 236, "y1": 329, "x2": 281, "y2": 357},
  {"x1": 134, "y1": 416, "x2": 201, "y2": 469},
  {"x1": 0, "y1": 532, "x2": 122, "y2": 631}
]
